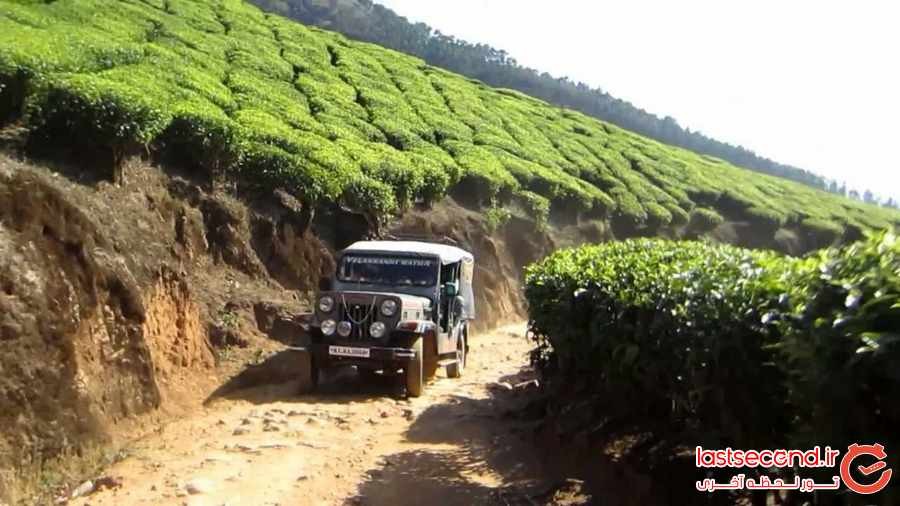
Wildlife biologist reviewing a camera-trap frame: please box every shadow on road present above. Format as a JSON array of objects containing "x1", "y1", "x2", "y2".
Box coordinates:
[
  {"x1": 203, "y1": 349, "x2": 406, "y2": 406},
  {"x1": 355, "y1": 448, "x2": 508, "y2": 506},
  {"x1": 347, "y1": 368, "x2": 565, "y2": 506}
]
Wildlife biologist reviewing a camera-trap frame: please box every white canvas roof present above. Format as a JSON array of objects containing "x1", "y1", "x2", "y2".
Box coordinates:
[{"x1": 343, "y1": 241, "x2": 474, "y2": 265}]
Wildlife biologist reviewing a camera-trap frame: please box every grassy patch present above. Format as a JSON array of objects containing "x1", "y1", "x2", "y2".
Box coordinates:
[{"x1": 1, "y1": 441, "x2": 128, "y2": 505}]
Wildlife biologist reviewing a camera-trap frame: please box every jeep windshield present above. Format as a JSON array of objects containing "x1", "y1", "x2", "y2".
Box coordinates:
[{"x1": 337, "y1": 254, "x2": 439, "y2": 287}]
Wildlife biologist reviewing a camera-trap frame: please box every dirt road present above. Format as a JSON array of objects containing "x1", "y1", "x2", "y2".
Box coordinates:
[{"x1": 69, "y1": 323, "x2": 570, "y2": 506}]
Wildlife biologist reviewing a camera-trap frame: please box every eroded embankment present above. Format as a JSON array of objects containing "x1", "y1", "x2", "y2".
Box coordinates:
[
  {"x1": 0, "y1": 167, "x2": 161, "y2": 471},
  {"x1": 0, "y1": 156, "x2": 312, "y2": 500}
]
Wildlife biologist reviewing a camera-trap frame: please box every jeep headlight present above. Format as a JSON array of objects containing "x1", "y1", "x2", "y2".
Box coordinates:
[
  {"x1": 318, "y1": 295, "x2": 335, "y2": 313},
  {"x1": 380, "y1": 299, "x2": 398, "y2": 317},
  {"x1": 321, "y1": 319, "x2": 337, "y2": 336},
  {"x1": 337, "y1": 321, "x2": 352, "y2": 338},
  {"x1": 370, "y1": 321, "x2": 387, "y2": 339}
]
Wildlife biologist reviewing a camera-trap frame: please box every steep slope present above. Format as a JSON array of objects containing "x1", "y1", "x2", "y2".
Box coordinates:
[{"x1": 1, "y1": 0, "x2": 897, "y2": 250}]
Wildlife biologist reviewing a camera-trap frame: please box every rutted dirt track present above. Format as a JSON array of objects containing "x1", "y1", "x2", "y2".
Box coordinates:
[{"x1": 69, "y1": 323, "x2": 571, "y2": 506}]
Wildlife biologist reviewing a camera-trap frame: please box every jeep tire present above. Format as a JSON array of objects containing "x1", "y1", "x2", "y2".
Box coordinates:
[
  {"x1": 447, "y1": 327, "x2": 466, "y2": 378},
  {"x1": 298, "y1": 351, "x2": 319, "y2": 394},
  {"x1": 406, "y1": 336, "x2": 424, "y2": 397},
  {"x1": 423, "y1": 333, "x2": 439, "y2": 380}
]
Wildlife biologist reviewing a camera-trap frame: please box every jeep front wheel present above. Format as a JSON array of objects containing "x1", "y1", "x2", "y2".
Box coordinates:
[
  {"x1": 298, "y1": 351, "x2": 319, "y2": 394},
  {"x1": 406, "y1": 336, "x2": 424, "y2": 398},
  {"x1": 423, "y1": 333, "x2": 439, "y2": 380}
]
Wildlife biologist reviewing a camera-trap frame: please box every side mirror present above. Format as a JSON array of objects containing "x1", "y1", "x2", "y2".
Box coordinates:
[
  {"x1": 443, "y1": 283, "x2": 458, "y2": 297},
  {"x1": 318, "y1": 277, "x2": 331, "y2": 291}
]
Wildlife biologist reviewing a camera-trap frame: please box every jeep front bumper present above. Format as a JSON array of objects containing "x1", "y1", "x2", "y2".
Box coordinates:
[{"x1": 300, "y1": 343, "x2": 418, "y2": 366}]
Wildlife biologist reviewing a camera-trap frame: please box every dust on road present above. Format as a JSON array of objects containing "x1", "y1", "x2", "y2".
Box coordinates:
[{"x1": 70, "y1": 323, "x2": 561, "y2": 506}]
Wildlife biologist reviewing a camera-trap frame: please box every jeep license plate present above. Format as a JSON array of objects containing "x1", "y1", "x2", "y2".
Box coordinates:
[{"x1": 329, "y1": 346, "x2": 371, "y2": 358}]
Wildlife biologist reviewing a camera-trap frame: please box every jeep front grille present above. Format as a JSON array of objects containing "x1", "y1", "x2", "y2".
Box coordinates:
[{"x1": 340, "y1": 298, "x2": 376, "y2": 340}]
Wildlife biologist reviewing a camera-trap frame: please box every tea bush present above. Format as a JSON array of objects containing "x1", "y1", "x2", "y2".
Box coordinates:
[
  {"x1": 665, "y1": 203, "x2": 690, "y2": 226},
  {"x1": 800, "y1": 217, "x2": 844, "y2": 246},
  {"x1": 687, "y1": 207, "x2": 724, "y2": 233},
  {"x1": 525, "y1": 239, "x2": 794, "y2": 449},
  {"x1": 28, "y1": 73, "x2": 172, "y2": 163},
  {"x1": 513, "y1": 189, "x2": 551, "y2": 225},
  {"x1": 161, "y1": 101, "x2": 244, "y2": 178},
  {"x1": 1, "y1": 0, "x2": 898, "y2": 234},
  {"x1": 525, "y1": 233, "x2": 900, "y2": 464},
  {"x1": 775, "y1": 233, "x2": 900, "y2": 458}
]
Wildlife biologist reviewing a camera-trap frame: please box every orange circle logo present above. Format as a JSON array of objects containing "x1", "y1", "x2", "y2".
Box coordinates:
[{"x1": 840, "y1": 443, "x2": 892, "y2": 495}]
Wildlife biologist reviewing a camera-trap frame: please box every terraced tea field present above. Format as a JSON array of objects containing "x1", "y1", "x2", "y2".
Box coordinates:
[{"x1": 1, "y1": 0, "x2": 897, "y2": 240}]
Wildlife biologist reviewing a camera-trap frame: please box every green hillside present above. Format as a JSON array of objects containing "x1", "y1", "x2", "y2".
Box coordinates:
[
  {"x1": 252, "y1": 0, "x2": 849, "y2": 197},
  {"x1": 1, "y1": 0, "x2": 898, "y2": 241}
]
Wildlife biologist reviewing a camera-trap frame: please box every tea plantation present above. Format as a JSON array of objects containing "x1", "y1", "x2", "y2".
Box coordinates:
[
  {"x1": 1, "y1": 0, "x2": 898, "y2": 238},
  {"x1": 525, "y1": 233, "x2": 900, "y2": 491}
]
